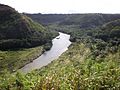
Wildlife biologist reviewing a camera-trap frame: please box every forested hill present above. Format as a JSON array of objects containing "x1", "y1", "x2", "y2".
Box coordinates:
[
  {"x1": 0, "y1": 4, "x2": 56, "y2": 50},
  {"x1": 2, "y1": 13, "x2": 120, "y2": 89},
  {"x1": 1, "y1": 3, "x2": 120, "y2": 90},
  {"x1": 25, "y1": 13, "x2": 68, "y2": 25},
  {"x1": 26, "y1": 13, "x2": 120, "y2": 28}
]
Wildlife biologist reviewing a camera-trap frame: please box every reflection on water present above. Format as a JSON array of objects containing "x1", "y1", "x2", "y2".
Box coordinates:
[{"x1": 19, "y1": 32, "x2": 71, "y2": 73}]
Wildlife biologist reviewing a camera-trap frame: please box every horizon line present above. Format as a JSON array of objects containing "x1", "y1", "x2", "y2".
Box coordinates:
[{"x1": 23, "y1": 12, "x2": 120, "y2": 15}]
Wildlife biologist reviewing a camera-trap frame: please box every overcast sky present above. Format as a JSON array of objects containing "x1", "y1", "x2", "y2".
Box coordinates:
[{"x1": 0, "y1": 0, "x2": 120, "y2": 14}]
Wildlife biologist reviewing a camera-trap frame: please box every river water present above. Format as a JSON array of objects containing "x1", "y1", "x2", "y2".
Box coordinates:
[{"x1": 19, "y1": 32, "x2": 71, "y2": 73}]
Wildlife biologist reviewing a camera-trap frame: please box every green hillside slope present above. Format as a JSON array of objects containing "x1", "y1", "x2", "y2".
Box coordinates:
[
  {"x1": 0, "y1": 4, "x2": 58, "y2": 73},
  {"x1": 1, "y1": 4, "x2": 120, "y2": 90},
  {"x1": 0, "y1": 4, "x2": 56, "y2": 50},
  {"x1": 26, "y1": 13, "x2": 120, "y2": 29},
  {"x1": 0, "y1": 42, "x2": 120, "y2": 89}
]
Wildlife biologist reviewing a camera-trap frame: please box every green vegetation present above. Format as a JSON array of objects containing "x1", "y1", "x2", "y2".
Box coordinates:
[
  {"x1": 26, "y1": 14, "x2": 68, "y2": 25},
  {"x1": 31, "y1": 43, "x2": 120, "y2": 90},
  {"x1": 0, "y1": 43, "x2": 120, "y2": 89},
  {"x1": 0, "y1": 46, "x2": 44, "y2": 73},
  {"x1": 1, "y1": 4, "x2": 120, "y2": 90},
  {"x1": 0, "y1": 4, "x2": 58, "y2": 74},
  {"x1": 26, "y1": 13, "x2": 120, "y2": 28},
  {"x1": 0, "y1": 4, "x2": 58, "y2": 50},
  {"x1": 1, "y1": 19, "x2": 120, "y2": 89},
  {"x1": 22, "y1": 13, "x2": 120, "y2": 89}
]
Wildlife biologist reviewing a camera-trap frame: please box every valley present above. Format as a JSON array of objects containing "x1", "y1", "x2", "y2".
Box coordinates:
[{"x1": 0, "y1": 3, "x2": 120, "y2": 90}]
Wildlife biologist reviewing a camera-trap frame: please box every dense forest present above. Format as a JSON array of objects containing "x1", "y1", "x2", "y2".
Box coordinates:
[
  {"x1": 1, "y1": 4, "x2": 120, "y2": 90},
  {"x1": 26, "y1": 13, "x2": 120, "y2": 27},
  {"x1": 0, "y1": 4, "x2": 57, "y2": 50}
]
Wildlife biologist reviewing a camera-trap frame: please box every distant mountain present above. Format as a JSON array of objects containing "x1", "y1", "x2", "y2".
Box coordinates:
[
  {"x1": 59, "y1": 14, "x2": 120, "y2": 28},
  {"x1": 0, "y1": 4, "x2": 55, "y2": 50},
  {"x1": 25, "y1": 13, "x2": 68, "y2": 25},
  {"x1": 26, "y1": 13, "x2": 120, "y2": 28}
]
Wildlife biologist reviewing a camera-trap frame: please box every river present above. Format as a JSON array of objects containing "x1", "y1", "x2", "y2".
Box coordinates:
[{"x1": 19, "y1": 32, "x2": 71, "y2": 73}]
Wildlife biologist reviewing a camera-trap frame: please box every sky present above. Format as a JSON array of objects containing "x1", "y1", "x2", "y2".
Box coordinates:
[{"x1": 0, "y1": 0, "x2": 120, "y2": 14}]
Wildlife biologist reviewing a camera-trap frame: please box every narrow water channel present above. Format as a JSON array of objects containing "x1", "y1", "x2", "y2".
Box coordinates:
[{"x1": 19, "y1": 32, "x2": 71, "y2": 73}]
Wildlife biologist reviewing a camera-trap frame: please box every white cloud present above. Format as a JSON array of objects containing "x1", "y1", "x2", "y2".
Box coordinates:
[{"x1": 0, "y1": 0, "x2": 120, "y2": 14}]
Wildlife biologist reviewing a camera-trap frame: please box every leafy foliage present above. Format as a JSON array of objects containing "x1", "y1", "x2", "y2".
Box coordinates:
[
  {"x1": 1, "y1": 4, "x2": 120, "y2": 90},
  {"x1": 0, "y1": 4, "x2": 58, "y2": 50},
  {"x1": 27, "y1": 13, "x2": 120, "y2": 28},
  {"x1": 0, "y1": 43, "x2": 120, "y2": 89},
  {"x1": 0, "y1": 46, "x2": 44, "y2": 73}
]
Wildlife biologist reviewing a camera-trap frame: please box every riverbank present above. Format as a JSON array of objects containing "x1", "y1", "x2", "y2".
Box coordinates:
[
  {"x1": 1, "y1": 42, "x2": 120, "y2": 89},
  {"x1": 19, "y1": 32, "x2": 71, "y2": 73},
  {"x1": 0, "y1": 30, "x2": 58, "y2": 73},
  {"x1": 0, "y1": 46, "x2": 44, "y2": 73}
]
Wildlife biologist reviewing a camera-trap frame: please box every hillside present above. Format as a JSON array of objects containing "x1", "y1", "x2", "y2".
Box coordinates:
[
  {"x1": 8, "y1": 14, "x2": 120, "y2": 89},
  {"x1": 59, "y1": 14, "x2": 120, "y2": 28},
  {"x1": 0, "y1": 4, "x2": 58, "y2": 73},
  {"x1": 26, "y1": 13, "x2": 120, "y2": 28},
  {"x1": 0, "y1": 4, "x2": 57, "y2": 50},
  {"x1": 26, "y1": 13, "x2": 68, "y2": 25},
  {"x1": 1, "y1": 4, "x2": 120, "y2": 89},
  {"x1": 1, "y1": 42, "x2": 120, "y2": 89}
]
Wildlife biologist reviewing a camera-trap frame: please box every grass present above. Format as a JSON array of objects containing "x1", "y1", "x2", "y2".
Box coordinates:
[
  {"x1": 0, "y1": 46, "x2": 44, "y2": 73},
  {"x1": 30, "y1": 42, "x2": 120, "y2": 90},
  {"x1": 1, "y1": 11, "x2": 120, "y2": 89},
  {"x1": 0, "y1": 42, "x2": 120, "y2": 89}
]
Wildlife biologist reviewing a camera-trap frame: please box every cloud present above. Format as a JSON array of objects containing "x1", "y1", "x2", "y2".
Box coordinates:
[{"x1": 0, "y1": 0, "x2": 120, "y2": 14}]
